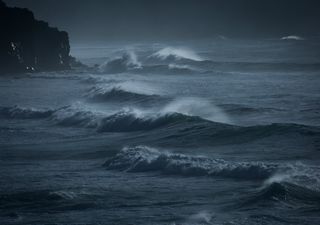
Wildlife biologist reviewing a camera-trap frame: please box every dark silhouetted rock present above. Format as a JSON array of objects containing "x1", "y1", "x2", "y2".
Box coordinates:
[{"x1": 0, "y1": 1, "x2": 71, "y2": 74}]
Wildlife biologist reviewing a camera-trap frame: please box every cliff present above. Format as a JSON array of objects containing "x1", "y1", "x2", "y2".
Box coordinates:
[{"x1": 0, "y1": 0, "x2": 71, "y2": 74}]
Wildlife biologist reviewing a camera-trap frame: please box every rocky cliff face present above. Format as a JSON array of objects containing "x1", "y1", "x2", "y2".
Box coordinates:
[{"x1": 0, "y1": 0, "x2": 71, "y2": 74}]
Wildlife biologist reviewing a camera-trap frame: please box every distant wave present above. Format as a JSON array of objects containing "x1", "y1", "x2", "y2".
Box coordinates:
[
  {"x1": 97, "y1": 111, "x2": 205, "y2": 132},
  {"x1": 104, "y1": 146, "x2": 277, "y2": 180},
  {"x1": 99, "y1": 51, "x2": 142, "y2": 73},
  {"x1": 86, "y1": 86, "x2": 164, "y2": 104},
  {"x1": 138, "y1": 64, "x2": 205, "y2": 74},
  {"x1": 98, "y1": 53, "x2": 204, "y2": 75},
  {"x1": 149, "y1": 47, "x2": 204, "y2": 62},
  {"x1": 0, "y1": 189, "x2": 95, "y2": 212},
  {"x1": 219, "y1": 104, "x2": 284, "y2": 115},
  {"x1": 281, "y1": 35, "x2": 305, "y2": 41},
  {"x1": 0, "y1": 106, "x2": 54, "y2": 119}
]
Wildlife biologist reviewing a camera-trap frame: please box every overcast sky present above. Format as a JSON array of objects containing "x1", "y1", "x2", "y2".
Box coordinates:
[{"x1": 5, "y1": 0, "x2": 320, "y2": 43}]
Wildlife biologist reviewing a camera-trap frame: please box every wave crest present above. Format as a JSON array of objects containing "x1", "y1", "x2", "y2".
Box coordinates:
[
  {"x1": 99, "y1": 51, "x2": 141, "y2": 73},
  {"x1": 150, "y1": 47, "x2": 204, "y2": 62},
  {"x1": 104, "y1": 146, "x2": 276, "y2": 180},
  {"x1": 97, "y1": 111, "x2": 203, "y2": 132}
]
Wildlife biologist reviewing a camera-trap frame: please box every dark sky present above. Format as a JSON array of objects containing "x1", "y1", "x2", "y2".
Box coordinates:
[{"x1": 4, "y1": 0, "x2": 320, "y2": 43}]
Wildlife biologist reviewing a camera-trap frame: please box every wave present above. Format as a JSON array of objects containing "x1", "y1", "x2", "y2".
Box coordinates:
[
  {"x1": 104, "y1": 146, "x2": 277, "y2": 180},
  {"x1": 97, "y1": 111, "x2": 205, "y2": 132},
  {"x1": 105, "y1": 146, "x2": 320, "y2": 207},
  {"x1": 0, "y1": 106, "x2": 54, "y2": 119},
  {"x1": 49, "y1": 104, "x2": 212, "y2": 132},
  {"x1": 2, "y1": 105, "x2": 319, "y2": 140},
  {"x1": 281, "y1": 35, "x2": 305, "y2": 41},
  {"x1": 162, "y1": 97, "x2": 231, "y2": 124},
  {"x1": 241, "y1": 182, "x2": 320, "y2": 210},
  {"x1": 99, "y1": 51, "x2": 142, "y2": 73},
  {"x1": 241, "y1": 166, "x2": 320, "y2": 208},
  {"x1": 219, "y1": 104, "x2": 283, "y2": 115},
  {"x1": 0, "y1": 189, "x2": 95, "y2": 212},
  {"x1": 86, "y1": 86, "x2": 163, "y2": 104},
  {"x1": 138, "y1": 64, "x2": 205, "y2": 75},
  {"x1": 149, "y1": 47, "x2": 204, "y2": 62}
]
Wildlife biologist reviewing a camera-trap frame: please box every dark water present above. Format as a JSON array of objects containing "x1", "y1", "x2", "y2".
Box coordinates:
[{"x1": 1, "y1": 39, "x2": 320, "y2": 225}]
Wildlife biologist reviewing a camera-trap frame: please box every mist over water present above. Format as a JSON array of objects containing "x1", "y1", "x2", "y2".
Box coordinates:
[{"x1": 1, "y1": 38, "x2": 320, "y2": 225}]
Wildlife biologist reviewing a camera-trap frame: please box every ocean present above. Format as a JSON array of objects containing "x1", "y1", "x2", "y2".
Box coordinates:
[{"x1": 1, "y1": 38, "x2": 320, "y2": 225}]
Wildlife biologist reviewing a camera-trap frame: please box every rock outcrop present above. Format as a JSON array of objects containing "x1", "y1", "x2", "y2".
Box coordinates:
[{"x1": 0, "y1": 0, "x2": 71, "y2": 74}]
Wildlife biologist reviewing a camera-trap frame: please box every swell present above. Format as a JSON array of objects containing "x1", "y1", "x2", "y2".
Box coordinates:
[
  {"x1": 96, "y1": 112, "x2": 204, "y2": 132},
  {"x1": 1, "y1": 105, "x2": 319, "y2": 138},
  {"x1": 244, "y1": 182, "x2": 320, "y2": 206},
  {"x1": 188, "y1": 60, "x2": 320, "y2": 72},
  {"x1": 105, "y1": 146, "x2": 320, "y2": 207},
  {"x1": 48, "y1": 105, "x2": 214, "y2": 132},
  {"x1": 0, "y1": 189, "x2": 95, "y2": 213},
  {"x1": 86, "y1": 86, "x2": 167, "y2": 104},
  {"x1": 237, "y1": 162, "x2": 320, "y2": 208},
  {"x1": 0, "y1": 106, "x2": 55, "y2": 119},
  {"x1": 219, "y1": 103, "x2": 284, "y2": 115},
  {"x1": 239, "y1": 181, "x2": 320, "y2": 210},
  {"x1": 104, "y1": 146, "x2": 277, "y2": 180}
]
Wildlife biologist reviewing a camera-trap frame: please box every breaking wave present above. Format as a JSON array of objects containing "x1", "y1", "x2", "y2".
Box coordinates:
[
  {"x1": 99, "y1": 51, "x2": 142, "y2": 73},
  {"x1": 49, "y1": 104, "x2": 214, "y2": 132},
  {"x1": 241, "y1": 164, "x2": 320, "y2": 207},
  {"x1": 104, "y1": 146, "x2": 277, "y2": 180},
  {"x1": 149, "y1": 47, "x2": 204, "y2": 62},
  {"x1": 162, "y1": 97, "x2": 231, "y2": 124},
  {"x1": 105, "y1": 146, "x2": 320, "y2": 207},
  {"x1": 1, "y1": 105, "x2": 319, "y2": 138},
  {"x1": 97, "y1": 111, "x2": 205, "y2": 132}
]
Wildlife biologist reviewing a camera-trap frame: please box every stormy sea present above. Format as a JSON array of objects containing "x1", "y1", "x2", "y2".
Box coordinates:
[{"x1": 1, "y1": 39, "x2": 320, "y2": 225}]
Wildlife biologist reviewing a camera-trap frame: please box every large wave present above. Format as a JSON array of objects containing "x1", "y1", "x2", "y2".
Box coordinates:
[
  {"x1": 104, "y1": 146, "x2": 277, "y2": 179},
  {"x1": 149, "y1": 47, "x2": 204, "y2": 62},
  {"x1": 240, "y1": 163, "x2": 320, "y2": 208},
  {"x1": 49, "y1": 104, "x2": 214, "y2": 132},
  {"x1": 105, "y1": 146, "x2": 320, "y2": 207},
  {"x1": 99, "y1": 51, "x2": 142, "y2": 73},
  {"x1": 2, "y1": 105, "x2": 319, "y2": 140}
]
